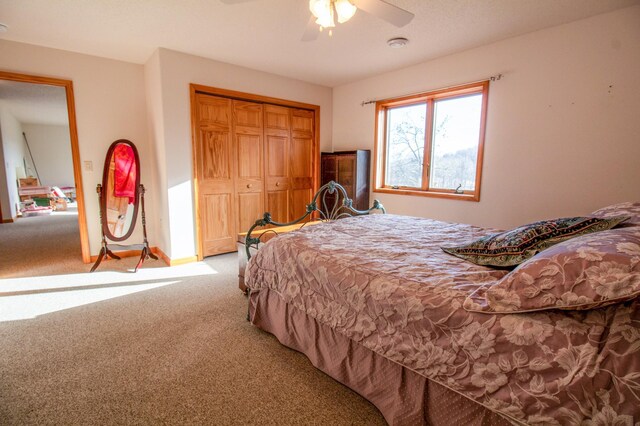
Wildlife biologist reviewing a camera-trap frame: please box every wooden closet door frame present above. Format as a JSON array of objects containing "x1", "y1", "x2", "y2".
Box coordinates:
[
  {"x1": 0, "y1": 71, "x2": 91, "y2": 263},
  {"x1": 189, "y1": 84, "x2": 320, "y2": 261}
]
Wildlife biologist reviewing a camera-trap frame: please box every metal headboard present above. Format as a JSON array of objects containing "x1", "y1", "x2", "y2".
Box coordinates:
[{"x1": 244, "y1": 181, "x2": 385, "y2": 259}]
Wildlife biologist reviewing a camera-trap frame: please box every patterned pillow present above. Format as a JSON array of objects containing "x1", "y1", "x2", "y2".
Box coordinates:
[
  {"x1": 463, "y1": 227, "x2": 640, "y2": 313},
  {"x1": 591, "y1": 201, "x2": 640, "y2": 225},
  {"x1": 442, "y1": 216, "x2": 629, "y2": 267}
]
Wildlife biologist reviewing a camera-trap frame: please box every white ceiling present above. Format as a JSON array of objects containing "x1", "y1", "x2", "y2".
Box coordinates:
[
  {"x1": 0, "y1": 80, "x2": 68, "y2": 126},
  {"x1": 0, "y1": 0, "x2": 638, "y2": 87}
]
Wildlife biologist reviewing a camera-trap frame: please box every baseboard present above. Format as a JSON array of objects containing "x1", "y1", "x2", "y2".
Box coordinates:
[
  {"x1": 153, "y1": 247, "x2": 197, "y2": 266},
  {"x1": 152, "y1": 247, "x2": 170, "y2": 265},
  {"x1": 89, "y1": 249, "x2": 146, "y2": 263},
  {"x1": 89, "y1": 246, "x2": 166, "y2": 265},
  {"x1": 88, "y1": 246, "x2": 196, "y2": 267},
  {"x1": 1, "y1": 218, "x2": 14, "y2": 223}
]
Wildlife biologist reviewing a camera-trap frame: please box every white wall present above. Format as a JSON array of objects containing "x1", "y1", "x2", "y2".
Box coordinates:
[
  {"x1": 0, "y1": 104, "x2": 28, "y2": 218},
  {"x1": 22, "y1": 124, "x2": 74, "y2": 187},
  {"x1": 0, "y1": 40, "x2": 151, "y2": 256},
  {"x1": 332, "y1": 6, "x2": 640, "y2": 230},
  {"x1": 148, "y1": 48, "x2": 333, "y2": 259},
  {"x1": 143, "y1": 50, "x2": 168, "y2": 258},
  {"x1": 0, "y1": 118, "x2": 9, "y2": 220}
]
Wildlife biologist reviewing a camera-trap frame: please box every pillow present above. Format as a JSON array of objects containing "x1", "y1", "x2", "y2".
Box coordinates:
[
  {"x1": 442, "y1": 216, "x2": 629, "y2": 267},
  {"x1": 591, "y1": 201, "x2": 640, "y2": 225},
  {"x1": 463, "y1": 227, "x2": 640, "y2": 313}
]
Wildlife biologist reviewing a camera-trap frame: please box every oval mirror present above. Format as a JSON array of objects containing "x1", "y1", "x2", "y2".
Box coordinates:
[{"x1": 100, "y1": 139, "x2": 140, "y2": 241}]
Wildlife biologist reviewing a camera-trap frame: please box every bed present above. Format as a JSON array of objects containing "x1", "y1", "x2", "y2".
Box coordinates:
[{"x1": 244, "y1": 193, "x2": 640, "y2": 425}]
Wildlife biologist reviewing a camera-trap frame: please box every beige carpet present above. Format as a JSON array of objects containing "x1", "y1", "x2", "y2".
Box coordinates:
[
  {"x1": 0, "y1": 211, "x2": 385, "y2": 424},
  {"x1": 0, "y1": 206, "x2": 84, "y2": 278}
]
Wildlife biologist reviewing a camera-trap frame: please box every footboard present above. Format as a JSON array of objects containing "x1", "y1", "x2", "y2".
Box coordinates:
[{"x1": 244, "y1": 181, "x2": 385, "y2": 259}]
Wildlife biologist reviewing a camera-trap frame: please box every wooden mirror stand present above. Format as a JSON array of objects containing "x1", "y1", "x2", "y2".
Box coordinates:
[{"x1": 90, "y1": 139, "x2": 157, "y2": 272}]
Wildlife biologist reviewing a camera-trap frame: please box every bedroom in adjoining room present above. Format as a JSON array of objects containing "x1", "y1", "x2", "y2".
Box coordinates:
[
  {"x1": 0, "y1": 0, "x2": 639, "y2": 425},
  {"x1": 0, "y1": 77, "x2": 83, "y2": 277}
]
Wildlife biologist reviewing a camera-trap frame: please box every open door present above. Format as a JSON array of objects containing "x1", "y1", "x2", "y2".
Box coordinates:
[{"x1": 0, "y1": 71, "x2": 90, "y2": 263}]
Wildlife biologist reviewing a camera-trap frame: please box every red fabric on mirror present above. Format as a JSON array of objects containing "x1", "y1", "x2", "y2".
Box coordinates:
[{"x1": 113, "y1": 143, "x2": 136, "y2": 204}]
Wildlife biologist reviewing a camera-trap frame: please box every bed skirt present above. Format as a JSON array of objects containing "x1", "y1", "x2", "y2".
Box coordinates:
[{"x1": 249, "y1": 289, "x2": 512, "y2": 426}]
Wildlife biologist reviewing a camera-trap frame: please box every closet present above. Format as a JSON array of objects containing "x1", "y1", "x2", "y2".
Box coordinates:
[{"x1": 192, "y1": 89, "x2": 317, "y2": 257}]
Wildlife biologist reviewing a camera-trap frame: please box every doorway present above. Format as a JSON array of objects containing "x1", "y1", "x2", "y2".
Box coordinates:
[{"x1": 0, "y1": 71, "x2": 89, "y2": 264}]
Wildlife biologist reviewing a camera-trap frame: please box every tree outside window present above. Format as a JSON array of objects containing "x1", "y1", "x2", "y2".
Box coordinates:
[{"x1": 375, "y1": 81, "x2": 488, "y2": 201}]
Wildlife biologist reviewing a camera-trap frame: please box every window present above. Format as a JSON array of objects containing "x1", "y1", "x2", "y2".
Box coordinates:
[{"x1": 374, "y1": 81, "x2": 489, "y2": 201}]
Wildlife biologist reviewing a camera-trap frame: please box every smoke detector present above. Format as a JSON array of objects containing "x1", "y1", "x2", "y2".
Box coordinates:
[{"x1": 387, "y1": 37, "x2": 409, "y2": 48}]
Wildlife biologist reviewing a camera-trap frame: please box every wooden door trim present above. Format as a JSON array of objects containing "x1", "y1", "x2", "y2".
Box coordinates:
[
  {"x1": 189, "y1": 83, "x2": 320, "y2": 261},
  {"x1": 191, "y1": 84, "x2": 320, "y2": 112},
  {"x1": 190, "y1": 88, "x2": 205, "y2": 261},
  {"x1": 0, "y1": 70, "x2": 90, "y2": 263}
]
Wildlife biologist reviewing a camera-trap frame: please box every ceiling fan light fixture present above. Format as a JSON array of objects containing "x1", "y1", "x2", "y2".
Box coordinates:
[
  {"x1": 334, "y1": 0, "x2": 357, "y2": 24},
  {"x1": 315, "y1": 14, "x2": 335, "y2": 29},
  {"x1": 310, "y1": 0, "x2": 334, "y2": 28},
  {"x1": 309, "y1": 0, "x2": 329, "y2": 19},
  {"x1": 309, "y1": 0, "x2": 355, "y2": 31}
]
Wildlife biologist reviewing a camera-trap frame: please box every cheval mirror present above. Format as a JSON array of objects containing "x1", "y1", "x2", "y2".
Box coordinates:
[{"x1": 90, "y1": 139, "x2": 157, "y2": 272}]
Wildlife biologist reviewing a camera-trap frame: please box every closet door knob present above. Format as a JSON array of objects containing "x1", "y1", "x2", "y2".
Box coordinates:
[
  {"x1": 276, "y1": 182, "x2": 280, "y2": 187},
  {"x1": 246, "y1": 184, "x2": 252, "y2": 188}
]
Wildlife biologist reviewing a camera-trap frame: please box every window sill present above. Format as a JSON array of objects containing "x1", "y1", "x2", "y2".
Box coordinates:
[{"x1": 373, "y1": 187, "x2": 480, "y2": 202}]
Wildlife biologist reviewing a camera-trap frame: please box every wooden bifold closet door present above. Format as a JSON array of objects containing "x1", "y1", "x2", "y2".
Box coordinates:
[{"x1": 193, "y1": 91, "x2": 317, "y2": 257}]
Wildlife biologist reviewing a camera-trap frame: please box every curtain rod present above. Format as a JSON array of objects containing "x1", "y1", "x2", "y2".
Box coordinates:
[{"x1": 360, "y1": 73, "x2": 503, "y2": 107}]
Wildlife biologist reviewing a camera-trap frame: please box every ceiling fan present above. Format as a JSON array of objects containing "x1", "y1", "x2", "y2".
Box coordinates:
[{"x1": 220, "y1": 0, "x2": 415, "y2": 41}]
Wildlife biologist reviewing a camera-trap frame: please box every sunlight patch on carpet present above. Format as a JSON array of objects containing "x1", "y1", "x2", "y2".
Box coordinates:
[
  {"x1": 0, "y1": 280, "x2": 181, "y2": 322},
  {"x1": 0, "y1": 262, "x2": 220, "y2": 322},
  {"x1": 0, "y1": 261, "x2": 218, "y2": 293}
]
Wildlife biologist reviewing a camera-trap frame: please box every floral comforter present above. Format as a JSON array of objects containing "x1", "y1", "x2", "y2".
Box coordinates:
[{"x1": 245, "y1": 214, "x2": 640, "y2": 425}]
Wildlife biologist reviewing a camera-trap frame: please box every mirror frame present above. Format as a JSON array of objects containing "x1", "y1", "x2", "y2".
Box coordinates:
[{"x1": 100, "y1": 139, "x2": 141, "y2": 242}]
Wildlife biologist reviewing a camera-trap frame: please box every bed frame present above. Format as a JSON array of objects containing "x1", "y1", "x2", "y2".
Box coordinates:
[{"x1": 244, "y1": 180, "x2": 385, "y2": 260}]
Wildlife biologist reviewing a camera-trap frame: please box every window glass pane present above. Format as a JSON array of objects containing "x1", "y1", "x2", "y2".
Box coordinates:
[
  {"x1": 385, "y1": 104, "x2": 426, "y2": 188},
  {"x1": 429, "y1": 94, "x2": 482, "y2": 191}
]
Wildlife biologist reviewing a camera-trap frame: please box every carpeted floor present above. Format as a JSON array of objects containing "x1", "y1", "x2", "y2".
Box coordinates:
[
  {"x1": 0, "y1": 205, "x2": 84, "y2": 278},
  {"x1": 0, "y1": 210, "x2": 385, "y2": 424}
]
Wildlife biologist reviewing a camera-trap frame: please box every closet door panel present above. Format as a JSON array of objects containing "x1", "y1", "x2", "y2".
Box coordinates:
[
  {"x1": 235, "y1": 132, "x2": 263, "y2": 191},
  {"x1": 195, "y1": 94, "x2": 236, "y2": 255},
  {"x1": 290, "y1": 188, "x2": 313, "y2": 220},
  {"x1": 234, "y1": 100, "x2": 262, "y2": 128},
  {"x1": 201, "y1": 129, "x2": 232, "y2": 180},
  {"x1": 291, "y1": 109, "x2": 314, "y2": 133},
  {"x1": 236, "y1": 133, "x2": 261, "y2": 179},
  {"x1": 233, "y1": 100, "x2": 264, "y2": 239},
  {"x1": 201, "y1": 193, "x2": 235, "y2": 254},
  {"x1": 265, "y1": 105, "x2": 290, "y2": 131},
  {"x1": 237, "y1": 192, "x2": 263, "y2": 233},
  {"x1": 289, "y1": 108, "x2": 315, "y2": 220},
  {"x1": 290, "y1": 137, "x2": 313, "y2": 179},
  {"x1": 198, "y1": 96, "x2": 231, "y2": 126},
  {"x1": 266, "y1": 135, "x2": 287, "y2": 179},
  {"x1": 267, "y1": 190, "x2": 289, "y2": 223},
  {"x1": 265, "y1": 105, "x2": 291, "y2": 222}
]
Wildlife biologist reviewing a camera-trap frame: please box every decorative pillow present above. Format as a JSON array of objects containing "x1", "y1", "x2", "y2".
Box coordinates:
[
  {"x1": 591, "y1": 201, "x2": 640, "y2": 225},
  {"x1": 463, "y1": 227, "x2": 640, "y2": 313},
  {"x1": 442, "y1": 216, "x2": 629, "y2": 267}
]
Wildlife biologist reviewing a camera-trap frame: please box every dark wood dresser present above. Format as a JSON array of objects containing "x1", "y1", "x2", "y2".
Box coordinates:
[{"x1": 320, "y1": 150, "x2": 370, "y2": 211}]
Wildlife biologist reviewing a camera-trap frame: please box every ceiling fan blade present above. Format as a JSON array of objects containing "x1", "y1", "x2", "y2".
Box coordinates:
[
  {"x1": 301, "y1": 15, "x2": 320, "y2": 42},
  {"x1": 352, "y1": 0, "x2": 414, "y2": 27}
]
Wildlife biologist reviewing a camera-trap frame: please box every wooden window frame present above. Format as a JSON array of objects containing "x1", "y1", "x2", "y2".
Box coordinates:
[{"x1": 373, "y1": 81, "x2": 489, "y2": 202}]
